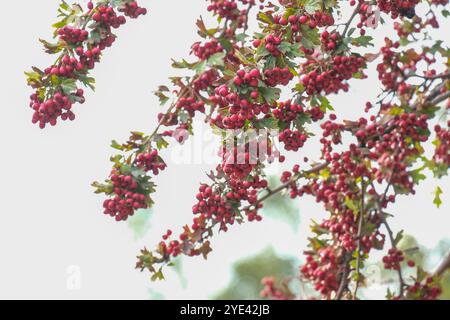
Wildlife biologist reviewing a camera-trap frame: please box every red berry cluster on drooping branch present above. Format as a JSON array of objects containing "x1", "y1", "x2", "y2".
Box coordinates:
[
  {"x1": 26, "y1": 0, "x2": 147, "y2": 129},
  {"x1": 31, "y1": 0, "x2": 450, "y2": 299}
]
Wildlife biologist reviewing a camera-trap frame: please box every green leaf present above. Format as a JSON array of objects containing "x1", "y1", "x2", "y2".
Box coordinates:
[
  {"x1": 91, "y1": 181, "x2": 113, "y2": 195},
  {"x1": 300, "y1": 25, "x2": 320, "y2": 49},
  {"x1": 410, "y1": 168, "x2": 426, "y2": 185},
  {"x1": 39, "y1": 39, "x2": 62, "y2": 54},
  {"x1": 352, "y1": 35, "x2": 374, "y2": 47},
  {"x1": 278, "y1": 42, "x2": 291, "y2": 54},
  {"x1": 78, "y1": 74, "x2": 96, "y2": 90},
  {"x1": 433, "y1": 186, "x2": 443, "y2": 208},
  {"x1": 193, "y1": 60, "x2": 207, "y2": 74},
  {"x1": 257, "y1": 12, "x2": 273, "y2": 25},
  {"x1": 150, "y1": 268, "x2": 165, "y2": 282},
  {"x1": 219, "y1": 37, "x2": 233, "y2": 51},
  {"x1": 155, "y1": 136, "x2": 169, "y2": 150},
  {"x1": 60, "y1": 78, "x2": 77, "y2": 94},
  {"x1": 304, "y1": 0, "x2": 322, "y2": 14},
  {"x1": 52, "y1": 18, "x2": 68, "y2": 30},
  {"x1": 393, "y1": 230, "x2": 404, "y2": 247},
  {"x1": 172, "y1": 59, "x2": 195, "y2": 69},
  {"x1": 255, "y1": 44, "x2": 270, "y2": 60},
  {"x1": 345, "y1": 196, "x2": 358, "y2": 213},
  {"x1": 25, "y1": 71, "x2": 42, "y2": 82},
  {"x1": 207, "y1": 52, "x2": 226, "y2": 67},
  {"x1": 255, "y1": 117, "x2": 278, "y2": 129},
  {"x1": 260, "y1": 87, "x2": 280, "y2": 104},
  {"x1": 319, "y1": 96, "x2": 334, "y2": 112}
]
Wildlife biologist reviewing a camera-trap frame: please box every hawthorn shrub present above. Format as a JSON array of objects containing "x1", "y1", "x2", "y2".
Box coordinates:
[{"x1": 27, "y1": 0, "x2": 450, "y2": 300}]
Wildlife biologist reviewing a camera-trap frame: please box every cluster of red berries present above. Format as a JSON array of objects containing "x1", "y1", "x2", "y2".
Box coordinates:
[
  {"x1": 377, "y1": 39, "x2": 432, "y2": 94},
  {"x1": 30, "y1": 90, "x2": 83, "y2": 128},
  {"x1": 260, "y1": 277, "x2": 290, "y2": 300},
  {"x1": 93, "y1": 5, "x2": 127, "y2": 27},
  {"x1": 263, "y1": 67, "x2": 294, "y2": 86},
  {"x1": 193, "y1": 69, "x2": 219, "y2": 92},
  {"x1": 28, "y1": 1, "x2": 146, "y2": 128},
  {"x1": 352, "y1": 1, "x2": 377, "y2": 36},
  {"x1": 301, "y1": 55, "x2": 366, "y2": 95},
  {"x1": 76, "y1": 46, "x2": 103, "y2": 70},
  {"x1": 264, "y1": 34, "x2": 282, "y2": 56},
  {"x1": 118, "y1": 1, "x2": 148, "y2": 18},
  {"x1": 46, "y1": 55, "x2": 84, "y2": 77},
  {"x1": 320, "y1": 30, "x2": 340, "y2": 51},
  {"x1": 193, "y1": 184, "x2": 236, "y2": 227},
  {"x1": 320, "y1": 210, "x2": 357, "y2": 252},
  {"x1": 377, "y1": 0, "x2": 419, "y2": 19},
  {"x1": 280, "y1": 165, "x2": 298, "y2": 184},
  {"x1": 301, "y1": 248, "x2": 340, "y2": 296},
  {"x1": 135, "y1": 150, "x2": 167, "y2": 175},
  {"x1": 226, "y1": 174, "x2": 267, "y2": 207},
  {"x1": 162, "y1": 229, "x2": 173, "y2": 241},
  {"x1": 320, "y1": 119, "x2": 345, "y2": 147},
  {"x1": 433, "y1": 123, "x2": 450, "y2": 167},
  {"x1": 272, "y1": 100, "x2": 304, "y2": 123},
  {"x1": 150, "y1": 171, "x2": 268, "y2": 264},
  {"x1": 207, "y1": 0, "x2": 258, "y2": 20},
  {"x1": 233, "y1": 68, "x2": 262, "y2": 87},
  {"x1": 207, "y1": 0, "x2": 239, "y2": 19},
  {"x1": 57, "y1": 26, "x2": 89, "y2": 44},
  {"x1": 215, "y1": 105, "x2": 271, "y2": 130},
  {"x1": 193, "y1": 174, "x2": 267, "y2": 229},
  {"x1": 382, "y1": 248, "x2": 405, "y2": 270},
  {"x1": 192, "y1": 40, "x2": 224, "y2": 60},
  {"x1": 176, "y1": 97, "x2": 206, "y2": 116},
  {"x1": 272, "y1": 10, "x2": 334, "y2": 31},
  {"x1": 222, "y1": 103, "x2": 255, "y2": 128},
  {"x1": 158, "y1": 239, "x2": 184, "y2": 258},
  {"x1": 407, "y1": 277, "x2": 443, "y2": 300},
  {"x1": 103, "y1": 171, "x2": 148, "y2": 221},
  {"x1": 353, "y1": 113, "x2": 430, "y2": 193},
  {"x1": 377, "y1": 39, "x2": 404, "y2": 91},
  {"x1": 279, "y1": 129, "x2": 308, "y2": 151},
  {"x1": 210, "y1": 85, "x2": 269, "y2": 129},
  {"x1": 220, "y1": 145, "x2": 258, "y2": 180}
]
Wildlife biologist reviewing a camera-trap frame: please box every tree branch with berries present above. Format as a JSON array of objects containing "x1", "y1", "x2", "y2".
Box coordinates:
[{"x1": 28, "y1": 0, "x2": 450, "y2": 299}]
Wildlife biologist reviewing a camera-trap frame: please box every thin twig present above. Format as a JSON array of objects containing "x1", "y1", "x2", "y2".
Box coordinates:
[
  {"x1": 353, "y1": 177, "x2": 366, "y2": 298},
  {"x1": 382, "y1": 217, "x2": 406, "y2": 297}
]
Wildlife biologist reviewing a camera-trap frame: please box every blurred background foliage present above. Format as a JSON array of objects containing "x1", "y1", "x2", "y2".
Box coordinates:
[
  {"x1": 128, "y1": 208, "x2": 153, "y2": 240},
  {"x1": 214, "y1": 247, "x2": 297, "y2": 300},
  {"x1": 261, "y1": 176, "x2": 300, "y2": 232}
]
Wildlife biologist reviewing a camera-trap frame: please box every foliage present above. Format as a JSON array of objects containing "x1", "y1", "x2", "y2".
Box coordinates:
[{"x1": 215, "y1": 247, "x2": 296, "y2": 300}]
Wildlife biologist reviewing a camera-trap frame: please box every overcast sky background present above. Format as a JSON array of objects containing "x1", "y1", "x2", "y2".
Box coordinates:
[{"x1": 0, "y1": 0, "x2": 448, "y2": 299}]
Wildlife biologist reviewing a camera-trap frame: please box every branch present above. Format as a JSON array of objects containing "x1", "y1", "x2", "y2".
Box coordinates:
[
  {"x1": 433, "y1": 250, "x2": 450, "y2": 277},
  {"x1": 251, "y1": 162, "x2": 329, "y2": 207},
  {"x1": 353, "y1": 178, "x2": 366, "y2": 298},
  {"x1": 430, "y1": 90, "x2": 450, "y2": 106},
  {"x1": 382, "y1": 217, "x2": 406, "y2": 297},
  {"x1": 342, "y1": 2, "x2": 361, "y2": 38},
  {"x1": 407, "y1": 73, "x2": 450, "y2": 81},
  {"x1": 335, "y1": 253, "x2": 352, "y2": 300}
]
